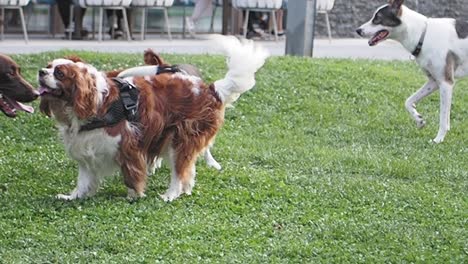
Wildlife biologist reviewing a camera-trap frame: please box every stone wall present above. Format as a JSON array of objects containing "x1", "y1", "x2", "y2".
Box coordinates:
[{"x1": 312, "y1": 0, "x2": 468, "y2": 38}]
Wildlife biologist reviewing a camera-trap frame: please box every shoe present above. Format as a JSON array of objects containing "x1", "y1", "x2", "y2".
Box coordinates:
[
  {"x1": 246, "y1": 30, "x2": 261, "y2": 39},
  {"x1": 271, "y1": 30, "x2": 285, "y2": 37},
  {"x1": 108, "y1": 27, "x2": 124, "y2": 40},
  {"x1": 113, "y1": 29, "x2": 124, "y2": 39},
  {"x1": 63, "y1": 29, "x2": 89, "y2": 40},
  {"x1": 185, "y1": 17, "x2": 195, "y2": 36}
]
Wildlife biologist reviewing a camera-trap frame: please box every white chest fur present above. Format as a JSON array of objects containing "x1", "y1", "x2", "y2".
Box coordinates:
[{"x1": 59, "y1": 125, "x2": 121, "y2": 176}]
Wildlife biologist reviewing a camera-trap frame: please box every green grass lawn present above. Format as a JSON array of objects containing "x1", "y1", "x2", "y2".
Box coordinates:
[{"x1": 0, "y1": 52, "x2": 466, "y2": 263}]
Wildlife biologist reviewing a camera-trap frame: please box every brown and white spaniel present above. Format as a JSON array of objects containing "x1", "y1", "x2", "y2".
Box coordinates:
[
  {"x1": 118, "y1": 48, "x2": 221, "y2": 172},
  {"x1": 38, "y1": 35, "x2": 268, "y2": 202}
]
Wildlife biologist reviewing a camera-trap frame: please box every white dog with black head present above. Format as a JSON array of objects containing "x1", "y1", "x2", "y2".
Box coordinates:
[{"x1": 356, "y1": 0, "x2": 468, "y2": 143}]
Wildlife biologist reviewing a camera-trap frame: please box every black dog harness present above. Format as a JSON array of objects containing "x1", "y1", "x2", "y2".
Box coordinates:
[
  {"x1": 157, "y1": 65, "x2": 182, "y2": 75},
  {"x1": 79, "y1": 78, "x2": 140, "y2": 132},
  {"x1": 79, "y1": 66, "x2": 183, "y2": 132}
]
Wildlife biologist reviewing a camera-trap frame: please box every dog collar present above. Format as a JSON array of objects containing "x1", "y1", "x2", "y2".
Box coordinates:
[{"x1": 412, "y1": 21, "x2": 428, "y2": 57}]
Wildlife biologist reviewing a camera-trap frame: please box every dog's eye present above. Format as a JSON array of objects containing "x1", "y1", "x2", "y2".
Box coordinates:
[
  {"x1": 6, "y1": 71, "x2": 15, "y2": 77},
  {"x1": 54, "y1": 69, "x2": 65, "y2": 79},
  {"x1": 7, "y1": 66, "x2": 16, "y2": 77},
  {"x1": 373, "y1": 16, "x2": 382, "y2": 25}
]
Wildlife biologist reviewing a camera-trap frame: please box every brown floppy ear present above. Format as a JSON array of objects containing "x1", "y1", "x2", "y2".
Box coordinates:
[
  {"x1": 39, "y1": 97, "x2": 52, "y2": 117},
  {"x1": 64, "y1": 55, "x2": 84, "y2": 63},
  {"x1": 73, "y1": 67, "x2": 97, "y2": 120},
  {"x1": 106, "y1": 70, "x2": 122, "y2": 78},
  {"x1": 144, "y1": 49, "x2": 166, "y2": 65}
]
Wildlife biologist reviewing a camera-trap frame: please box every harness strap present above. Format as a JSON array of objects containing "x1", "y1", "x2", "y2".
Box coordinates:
[
  {"x1": 113, "y1": 78, "x2": 139, "y2": 121},
  {"x1": 79, "y1": 78, "x2": 139, "y2": 132},
  {"x1": 156, "y1": 65, "x2": 182, "y2": 75}
]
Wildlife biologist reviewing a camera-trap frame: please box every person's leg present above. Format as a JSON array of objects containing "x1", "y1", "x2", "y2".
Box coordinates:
[
  {"x1": 57, "y1": 0, "x2": 73, "y2": 29},
  {"x1": 73, "y1": 6, "x2": 86, "y2": 38},
  {"x1": 190, "y1": 0, "x2": 212, "y2": 23},
  {"x1": 186, "y1": 0, "x2": 212, "y2": 35},
  {"x1": 106, "y1": 10, "x2": 120, "y2": 38},
  {"x1": 106, "y1": 9, "x2": 132, "y2": 39},
  {"x1": 275, "y1": 10, "x2": 284, "y2": 35}
]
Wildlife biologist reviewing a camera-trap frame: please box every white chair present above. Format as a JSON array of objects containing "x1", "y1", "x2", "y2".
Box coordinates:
[
  {"x1": 209, "y1": 0, "x2": 221, "y2": 33},
  {"x1": 28, "y1": 0, "x2": 58, "y2": 38},
  {"x1": 232, "y1": 0, "x2": 282, "y2": 41},
  {"x1": 75, "y1": 0, "x2": 133, "y2": 41},
  {"x1": 131, "y1": 0, "x2": 174, "y2": 40},
  {"x1": 0, "y1": 0, "x2": 30, "y2": 43},
  {"x1": 316, "y1": 0, "x2": 334, "y2": 42}
]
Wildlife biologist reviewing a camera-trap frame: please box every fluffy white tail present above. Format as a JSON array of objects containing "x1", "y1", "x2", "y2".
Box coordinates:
[{"x1": 210, "y1": 35, "x2": 269, "y2": 105}]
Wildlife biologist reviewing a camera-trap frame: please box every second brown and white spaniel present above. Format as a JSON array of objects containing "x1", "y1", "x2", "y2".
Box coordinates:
[
  {"x1": 38, "y1": 35, "x2": 268, "y2": 201},
  {"x1": 118, "y1": 48, "x2": 222, "y2": 172}
]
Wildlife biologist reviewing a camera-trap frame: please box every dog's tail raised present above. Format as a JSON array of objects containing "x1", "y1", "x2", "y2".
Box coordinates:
[{"x1": 210, "y1": 35, "x2": 269, "y2": 105}]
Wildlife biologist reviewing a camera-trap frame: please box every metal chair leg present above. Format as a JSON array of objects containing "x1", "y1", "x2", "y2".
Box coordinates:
[
  {"x1": 182, "y1": 6, "x2": 186, "y2": 39},
  {"x1": 68, "y1": 5, "x2": 73, "y2": 40},
  {"x1": 19, "y1": 7, "x2": 28, "y2": 43},
  {"x1": 1, "y1": 8, "x2": 4, "y2": 41},
  {"x1": 98, "y1": 7, "x2": 103, "y2": 42},
  {"x1": 140, "y1": 8, "x2": 146, "y2": 41},
  {"x1": 121, "y1": 7, "x2": 131, "y2": 41},
  {"x1": 325, "y1": 12, "x2": 332, "y2": 43},
  {"x1": 243, "y1": 9, "x2": 249, "y2": 39},
  {"x1": 271, "y1": 10, "x2": 278, "y2": 41},
  {"x1": 209, "y1": 5, "x2": 216, "y2": 33},
  {"x1": 163, "y1": 8, "x2": 171, "y2": 40},
  {"x1": 110, "y1": 10, "x2": 116, "y2": 38},
  {"x1": 91, "y1": 8, "x2": 95, "y2": 40}
]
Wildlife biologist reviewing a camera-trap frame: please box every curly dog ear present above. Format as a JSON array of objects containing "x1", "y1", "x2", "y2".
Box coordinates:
[
  {"x1": 144, "y1": 49, "x2": 166, "y2": 66},
  {"x1": 64, "y1": 55, "x2": 84, "y2": 63},
  {"x1": 73, "y1": 67, "x2": 98, "y2": 120},
  {"x1": 105, "y1": 70, "x2": 122, "y2": 78},
  {"x1": 39, "y1": 97, "x2": 52, "y2": 117}
]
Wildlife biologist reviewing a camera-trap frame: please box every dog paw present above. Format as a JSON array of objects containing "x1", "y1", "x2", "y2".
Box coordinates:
[
  {"x1": 56, "y1": 194, "x2": 76, "y2": 200},
  {"x1": 207, "y1": 160, "x2": 222, "y2": 171},
  {"x1": 182, "y1": 183, "x2": 194, "y2": 196},
  {"x1": 160, "y1": 189, "x2": 182, "y2": 202},
  {"x1": 416, "y1": 119, "x2": 426, "y2": 129},
  {"x1": 127, "y1": 189, "x2": 146, "y2": 200},
  {"x1": 432, "y1": 138, "x2": 444, "y2": 144}
]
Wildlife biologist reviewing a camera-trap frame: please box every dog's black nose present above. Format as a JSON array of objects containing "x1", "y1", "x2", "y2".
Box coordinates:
[
  {"x1": 38, "y1": 69, "x2": 47, "y2": 77},
  {"x1": 356, "y1": 28, "x2": 363, "y2": 36},
  {"x1": 32, "y1": 90, "x2": 39, "y2": 99}
]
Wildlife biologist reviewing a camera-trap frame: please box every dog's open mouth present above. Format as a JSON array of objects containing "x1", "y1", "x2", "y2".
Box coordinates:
[
  {"x1": 38, "y1": 85, "x2": 63, "y2": 97},
  {"x1": 0, "y1": 93, "x2": 34, "y2": 118},
  {"x1": 369, "y1": 30, "x2": 390, "y2": 46}
]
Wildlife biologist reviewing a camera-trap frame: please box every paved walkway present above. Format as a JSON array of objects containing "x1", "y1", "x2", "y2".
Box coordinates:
[{"x1": 0, "y1": 35, "x2": 411, "y2": 61}]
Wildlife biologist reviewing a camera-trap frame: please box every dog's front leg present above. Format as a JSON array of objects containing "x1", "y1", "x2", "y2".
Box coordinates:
[
  {"x1": 433, "y1": 81, "x2": 454, "y2": 143},
  {"x1": 405, "y1": 79, "x2": 438, "y2": 128},
  {"x1": 56, "y1": 165, "x2": 99, "y2": 200}
]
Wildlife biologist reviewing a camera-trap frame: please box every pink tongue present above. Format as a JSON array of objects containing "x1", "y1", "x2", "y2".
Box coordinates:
[
  {"x1": 38, "y1": 86, "x2": 48, "y2": 95},
  {"x1": 13, "y1": 101, "x2": 34, "y2": 113}
]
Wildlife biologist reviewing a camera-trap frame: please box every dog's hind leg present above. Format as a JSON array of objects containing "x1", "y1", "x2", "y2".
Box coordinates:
[
  {"x1": 204, "y1": 147, "x2": 221, "y2": 171},
  {"x1": 405, "y1": 78, "x2": 438, "y2": 128},
  {"x1": 433, "y1": 81, "x2": 454, "y2": 143},
  {"x1": 56, "y1": 165, "x2": 100, "y2": 200},
  {"x1": 160, "y1": 146, "x2": 198, "y2": 202},
  {"x1": 122, "y1": 157, "x2": 148, "y2": 199},
  {"x1": 147, "y1": 157, "x2": 163, "y2": 175}
]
